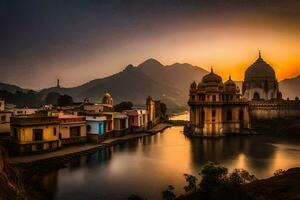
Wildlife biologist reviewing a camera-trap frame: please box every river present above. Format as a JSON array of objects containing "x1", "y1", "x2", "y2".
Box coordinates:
[{"x1": 35, "y1": 113, "x2": 300, "y2": 200}]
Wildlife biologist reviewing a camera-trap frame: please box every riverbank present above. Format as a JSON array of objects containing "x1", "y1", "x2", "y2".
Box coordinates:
[{"x1": 8, "y1": 123, "x2": 171, "y2": 167}]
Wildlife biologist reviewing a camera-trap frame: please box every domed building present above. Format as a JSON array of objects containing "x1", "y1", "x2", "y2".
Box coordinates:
[
  {"x1": 102, "y1": 93, "x2": 113, "y2": 105},
  {"x1": 242, "y1": 51, "x2": 280, "y2": 100},
  {"x1": 187, "y1": 68, "x2": 250, "y2": 137}
]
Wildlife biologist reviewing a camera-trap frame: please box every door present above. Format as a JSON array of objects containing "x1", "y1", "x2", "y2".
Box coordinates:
[{"x1": 98, "y1": 122, "x2": 104, "y2": 134}]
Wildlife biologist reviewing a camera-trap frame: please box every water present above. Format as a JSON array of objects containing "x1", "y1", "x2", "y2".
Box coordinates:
[{"x1": 35, "y1": 114, "x2": 300, "y2": 200}]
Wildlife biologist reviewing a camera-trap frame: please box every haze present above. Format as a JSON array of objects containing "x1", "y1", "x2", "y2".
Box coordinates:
[{"x1": 1, "y1": 0, "x2": 300, "y2": 89}]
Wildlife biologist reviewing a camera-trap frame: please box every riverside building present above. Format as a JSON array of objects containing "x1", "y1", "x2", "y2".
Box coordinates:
[
  {"x1": 188, "y1": 68, "x2": 251, "y2": 137},
  {"x1": 10, "y1": 115, "x2": 60, "y2": 155}
]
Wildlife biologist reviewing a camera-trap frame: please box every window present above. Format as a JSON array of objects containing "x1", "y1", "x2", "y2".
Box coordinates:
[
  {"x1": 70, "y1": 126, "x2": 81, "y2": 137},
  {"x1": 192, "y1": 95, "x2": 195, "y2": 100},
  {"x1": 1, "y1": 116, "x2": 5, "y2": 122},
  {"x1": 227, "y1": 110, "x2": 232, "y2": 121},
  {"x1": 212, "y1": 95, "x2": 216, "y2": 102},
  {"x1": 207, "y1": 95, "x2": 210, "y2": 101},
  {"x1": 12, "y1": 128, "x2": 18, "y2": 140},
  {"x1": 33, "y1": 129, "x2": 43, "y2": 141},
  {"x1": 53, "y1": 127, "x2": 57, "y2": 136},
  {"x1": 239, "y1": 109, "x2": 244, "y2": 121},
  {"x1": 253, "y1": 92, "x2": 260, "y2": 100},
  {"x1": 212, "y1": 110, "x2": 216, "y2": 122},
  {"x1": 201, "y1": 110, "x2": 205, "y2": 123}
]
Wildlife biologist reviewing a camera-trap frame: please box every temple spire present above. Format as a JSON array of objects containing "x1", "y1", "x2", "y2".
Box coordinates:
[
  {"x1": 57, "y1": 79, "x2": 60, "y2": 88},
  {"x1": 229, "y1": 74, "x2": 231, "y2": 80},
  {"x1": 259, "y1": 50, "x2": 261, "y2": 59},
  {"x1": 211, "y1": 66, "x2": 213, "y2": 73}
]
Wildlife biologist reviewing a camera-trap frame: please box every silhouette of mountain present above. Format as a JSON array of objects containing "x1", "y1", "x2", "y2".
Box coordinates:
[
  {"x1": 39, "y1": 58, "x2": 209, "y2": 109},
  {"x1": 280, "y1": 75, "x2": 300, "y2": 99},
  {"x1": 0, "y1": 82, "x2": 28, "y2": 93}
]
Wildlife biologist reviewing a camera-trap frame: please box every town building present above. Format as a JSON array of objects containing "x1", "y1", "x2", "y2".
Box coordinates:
[
  {"x1": 58, "y1": 113, "x2": 87, "y2": 146},
  {"x1": 0, "y1": 111, "x2": 12, "y2": 137},
  {"x1": 10, "y1": 115, "x2": 60, "y2": 155},
  {"x1": 123, "y1": 109, "x2": 148, "y2": 132},
  {"x1": 86, "y1": 116, "x2": 107, "y2": 143},
  {"x1": 113, "y1": 112, "x2": 129, "y2": 136},
  {"x1": 146, "y1": 96, "x2": 162, "y2": 128},
  {"x1": 0, "y1": 99, "x2": 4, "y2": 111},
  {"x1": 12, "y1": 107, "x2": 38, "y2": 116},
  {"x1": 188, "y1": 68, "x2": 250, "y2": 137}
]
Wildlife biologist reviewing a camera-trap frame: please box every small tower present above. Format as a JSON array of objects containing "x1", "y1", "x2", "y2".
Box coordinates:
[{"x1": 57, "y1": 79, "x2": 60, "y2": 88}]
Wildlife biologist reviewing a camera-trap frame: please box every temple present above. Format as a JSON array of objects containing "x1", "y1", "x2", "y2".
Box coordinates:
[
  {"x1": 188, "y1": 68, "x2": 250, "y2": 137},
  {"x1": 187, "y1": 52, "x2": 300, "y2": 137}
]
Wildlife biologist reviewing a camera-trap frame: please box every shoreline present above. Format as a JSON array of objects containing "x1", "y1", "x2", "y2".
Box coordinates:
[{"x1": 8, "y1": 123, "x2": 172, "y2": 167}]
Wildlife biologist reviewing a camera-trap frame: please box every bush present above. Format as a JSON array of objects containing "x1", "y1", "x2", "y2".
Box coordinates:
[
  {"x1": 162, "y1": 185, "x2": 176, "y2": 200},
  {"x1": 183, "y1": 174, "x2": 197, "y2": 193},
  {"x1": 274, "y1": 169, "x2": 286, "y2": 176}
]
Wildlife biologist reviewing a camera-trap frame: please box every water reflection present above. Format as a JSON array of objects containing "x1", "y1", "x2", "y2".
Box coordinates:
[{"x1": 30, "y1": 126, "x2": 300, "y2": 200}]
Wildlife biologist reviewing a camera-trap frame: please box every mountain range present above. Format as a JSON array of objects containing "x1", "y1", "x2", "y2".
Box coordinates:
[{"x1": 0, "y1": 58, "x2": 299, "y2": 110}]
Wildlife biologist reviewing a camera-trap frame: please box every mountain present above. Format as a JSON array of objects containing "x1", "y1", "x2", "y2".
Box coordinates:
[
  {"x1": 39, "y1": 59, "x2": 209, "y2": 109},
  {"x1": 279, "y1": 75, "x2": 300, "y2": 99},
  {"x1": 0, "y1": 82, "x2": 28, "y2": 93},
  {"x1": 1, "y1": 59, "x2": 299, "y2": 110}
]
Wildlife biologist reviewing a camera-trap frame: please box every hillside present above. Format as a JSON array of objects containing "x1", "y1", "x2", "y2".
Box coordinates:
[{"x1": 39, "y1": 59, "x2": 209, "y2": 109}]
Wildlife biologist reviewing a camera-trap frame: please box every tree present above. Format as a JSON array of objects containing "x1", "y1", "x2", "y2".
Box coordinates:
[
  {"x1": 183, "y1": 173, "x2": 198, "y2": 193},
  {"x1": 57, "y1": 95, "x2": 74, "y2": 106},
  {"x1": 162, "y1": 185, "x2": 176, "y2": 200},
  {"x1": 160, "y1": 103, "x2": 167, "y2": 116},
  {"x1": 199, "y1": 162, "x2": 228, "y2": 193},
  {"x1": 45, "y1": 92, "x2": 61, "y2": 105},
  {"x1": 228, "y1": 169, "x2": 257, "y2": 185},
  {"x1": 274, "y1": 169, "x2": 286, "y2": 176},
  {"x1": 114, "y1": 101, "x2": 133, "y2": 112}
]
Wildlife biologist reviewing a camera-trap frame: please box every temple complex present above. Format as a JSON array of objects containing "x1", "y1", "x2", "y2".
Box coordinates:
[{"x1": 187, "y1": 52, "x2": 300, "y2": 137}]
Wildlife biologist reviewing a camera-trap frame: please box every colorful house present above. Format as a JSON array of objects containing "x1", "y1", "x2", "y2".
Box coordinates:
[
  {"x1": 123, "y1": 109, "x2": 148, "y2": 131},
  {"x1": 86, "y1": 115, "x2": 108, "y2": 143},
  {"x1": 10, "y1": 115, "x2": 60, "y2": 155},
  {"x1": 113, "y1": 112, "x2": 129, "y2": 136},
  {"x1": 58, "y1": 113, "x2": 87, "y2": 146}
]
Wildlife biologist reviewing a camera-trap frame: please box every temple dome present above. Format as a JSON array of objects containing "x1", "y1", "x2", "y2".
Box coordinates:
[
  {"x1": 245, "y1": 52, "x2": 276, "y2": 80},
  {"x1": 102, "y1": 93, "x2": 113, "y2": 105},
  {"x1": 202, "y1": 67, "x2": 222, "y2": 84},
  {"x1": 224, "y1": 75, "x2": 236, "y2": 87}
]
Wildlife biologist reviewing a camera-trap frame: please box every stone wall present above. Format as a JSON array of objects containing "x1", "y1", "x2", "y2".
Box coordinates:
[{"x1": 250, "y1": 100, "x2": 300, "y2": 119}]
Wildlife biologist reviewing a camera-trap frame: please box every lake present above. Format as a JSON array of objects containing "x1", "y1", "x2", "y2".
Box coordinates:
[{"x1": 37, "y1": 114, "x2": 300, "y2": 200}]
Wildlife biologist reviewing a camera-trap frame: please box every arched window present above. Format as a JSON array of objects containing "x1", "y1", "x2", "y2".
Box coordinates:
[
  {"x1": 239, "y1": 109, "x2": 244, "y2": 121},
  {"x1": 212, "y1": 110, "x2": 216, "y2": 122},
  {"x1": 253, "y1": 92, "x2": 260, "y2": 100},
  {"x1": 227, "y1": 109, "x2": 232, "y2": 121},
  {"x1": 201, "y1": 110, "x2": 205, "y2": 123}
]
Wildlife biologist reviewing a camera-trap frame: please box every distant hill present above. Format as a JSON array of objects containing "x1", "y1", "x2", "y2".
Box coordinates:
[
  {"x1": 0, "y1": 82, "x2": 28, "y2": 93},
  {"x1": 279, "y1": 75, "x2": 300, "y2": 99},
  {"x1": 1, "y1": 59, "x2": 299, "y2": 110},
  {"x1": 39, "y1": 58, "x2": 209, "y2": 109}
]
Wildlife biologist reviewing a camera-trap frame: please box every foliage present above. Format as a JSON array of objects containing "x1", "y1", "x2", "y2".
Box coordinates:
[
  {"x1": 114, "y1": 101, "x2": 133, "y2": 112},
  {"x1": 160, "y1": 103, "x2": 167, "y2": 116},
  {"x1": 45, "y1": 92, "x2": 61, "y2": 105},
  {"x1": 162, "y1": 185, "x2": 176, "y2": 200},
  {"x1": 199, "y1": 162, "x2": 228, "y2": 193},
  {"x1": 183, "y1": 174, "x2": 197, "y2": 193},
  {"x1": 57, "y1": 94, "x2": 74, "y2": 106},
  {"x1": 274, "y1": 169, "x2": 286, "y2": 176},
  {"x1": 228, "y1": 169, "x2": 257, "y2": 185}
]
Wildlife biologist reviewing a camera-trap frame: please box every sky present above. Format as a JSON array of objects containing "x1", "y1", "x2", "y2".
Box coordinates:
[{"x1": 1, "y1": 0, "x2": 300, "y2": 89}]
